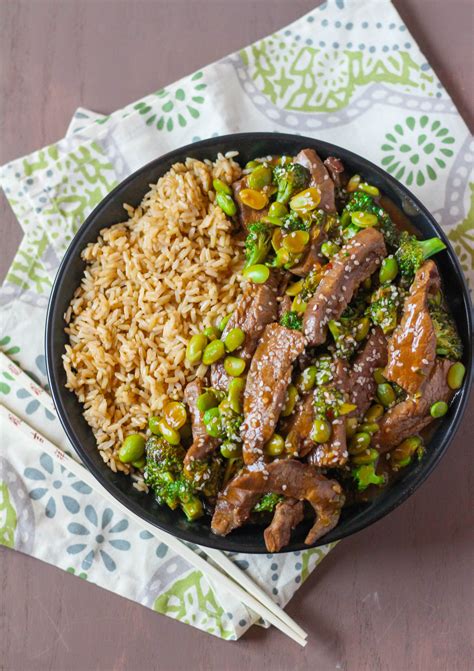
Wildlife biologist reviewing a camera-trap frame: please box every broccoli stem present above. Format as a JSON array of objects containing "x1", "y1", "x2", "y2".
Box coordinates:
[
  {"x1": 181, "y1": 496, "x2": 204, "y2": 521},
  {"x1": 419, "y1": 237, "x2": 446, "y2": 261}
]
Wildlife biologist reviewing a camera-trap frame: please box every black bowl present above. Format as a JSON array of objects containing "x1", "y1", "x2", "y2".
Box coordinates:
[{"x1": 45, "y1": 133, "x2": 473, "y2": 553}]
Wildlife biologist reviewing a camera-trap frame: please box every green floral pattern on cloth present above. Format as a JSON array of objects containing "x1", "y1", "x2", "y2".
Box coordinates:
[{"x1": 0, "y1": 0, "x2": 472, "y2": 641}]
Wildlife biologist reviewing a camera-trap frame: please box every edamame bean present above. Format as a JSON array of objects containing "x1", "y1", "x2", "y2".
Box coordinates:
[
  {"x1": 119, "y1": 434, "x2": 146, "y2": 464},
  {"x1": 204, "y1": 326, "x2": 221, "y2": 341},
  {"x1": 242, "y1": 264, "x2": 270, "y2": 283},
  {"x1": 373, "y1": 368, "x2": 387, "y2": 385},
  {"x1": 348, "y1": 432, "x2": 371, "y2": 455},
  {"x1": 352, "y1": 448, "x2": 379, "y2": 465},
  {"x1": 430, "y1": 400, "x2": 448, "y2": 418},
  {"x1": 216, "y1": 192, "x2": 237, "y2": 216},
  {"x1": 358, "y1": 182, "x2": 380, "y2": 197},
  {"x1": 282, "y1": 230, "x2": 310, "y2": 254},
  {"x1": 281, "y1": 384, "x2": 298, "y2": 417},
  {"x1": 350, "y1": 211, "x2": 378, "y2": 228},
  {"x1": 212, "y1": 178, "x2": 232, "y2": 195},
  {"x1": 265, "y1": 434, "x2": 285, "y2": 456},
  {"x1": 296, "y1": 365, "x2": 317, "y2": 393},
  {"x1": 377, "y1": 383, "x2": 396, "y2": 407},
  {"x1": 358, "y1": 422, "x2": 379, "y2": 435},
  {"x1": 346, "y1": 417, "x2": 359, "y2": 438},
  {"x1": 228, "y1": 377, "x2": 246, "y2": 414},
  {"x1": 355, "y1": 316, "x2": 370, "y2": 342},
  {"x1": 268, "y1": 201, "x2": 288, "y2": 218},
  {"x1": 286, "y1": 279, "x2": 304, "y2": 296},
  {"x1": 291, "y1": 294, "x2": 307, "y2": 314},
  {"x1": 346, "y1": 174, "x2": 361, "y2": 193},
  {"x1": 247, "y1": 165, "x2": 272, "y2": 190},
  {"x1": 391, "y1": 436, "x2": 423, "y2": 469},
  {"x1": 163, "y1": 401, "x2": 187, "y2": 430},
  {"x1": 239, "y1": 188, "x2": 268, "y2": 210},
  {"x1": 224, "y1": 356, "x2": 246, "y2": 377},
  {"x1": 365, "y1": 404, "x2": 384, "y2": 422},
  {"x1": 218, "y1": 313, "x2": 232, "y2": 331},
  {"x1": 202, "y1": 339, "x2": 226, "y2": 366},
  {"x1": 379, "y1": 256, "x2": 399, "y2": 284},
  {"x1": 196, "y1": 391, "x2": 219, "y2": 413},
  {"x1": 157, "y1": 419, "x2": 181, "y2": 446},
  {"x1": 186, "y1": 333, "x2": 208, "y2": 364},
  {"x1": 289, "y1": 187, "x2": 321, "y2": 213},
  {"x1": 262, "y1": 215, "x2": 284, "y2": 227},
  {"x1": 220, "y1": 441, "x2": 242, "y2": 459},
  {"x1": 148, "y1": 416, "x2": 162, "y2": 435},
  {"x1": 311, "y1": 418, "x2": 332, "y2": 444},
  {"x1": 447, "y1": 362, "x2": 466, "y2": 390},
  {"x1": 245, "y1": 160, "x2": 260, "y2": 171},
  {"x1": 131, "y1": 457, "x2": 146, "y2": 469},
  {"x1": 321, "y1": 241, "x2": 341, "y2": 258},
  {"x1": 203, "y1": 407, "x2": 223, "y2": 438},
  {"x1": 224, "y1": 327, "x2": 245, "y2": 352}
]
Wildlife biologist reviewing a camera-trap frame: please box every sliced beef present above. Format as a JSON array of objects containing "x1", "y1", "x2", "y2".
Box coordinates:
[
  {"x1": 375, "y1": 358, "x2": 455, "y2": 453},
  {"x1": 264, "y1": 499, "x2": 305, "y2": 553},
  {"x1": 285, "y1": 391, "x2": 317, "y2": 458},
  {"x1": 295, "y1": 148, "x2": 336, "y2": 213},
  {"x1": 241, "y1": 324, "x2": 306, "y2": 465},
  {"x1": 278, "y1": 294, "x2": 292, "y2": 319},
  {"x1": 183, "y1": 379, "x2": 219, "y2": 466},
  {"x1": 384, "y1": 260, "x2": 440, "y2": 395},
  {"x1": 232, "y1": 176, "x2": 269, "y2": 231},
  {"x1": 349, "y1": 327, "x2": 388, "y2": 418},
  {"x1": 324, "y1": 156, "x2": 345, "y2": 188},
  {"x1": 211, "y1": 459, "x2": 345, "y2": 547},
  {"x1": 210, "y1": 271, "x2": 280, "y2": 391},
  {"x1": 303, "y1": 228, "x2": 387, "y2": 346},
  {"x1": 290, "y1": 224, "x2": 327, "y2": 277}
]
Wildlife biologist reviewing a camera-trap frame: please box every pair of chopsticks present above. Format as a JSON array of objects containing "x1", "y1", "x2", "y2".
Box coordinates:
[{"x1": 0, "y1": 353, "x2": 307, "y2": 645}]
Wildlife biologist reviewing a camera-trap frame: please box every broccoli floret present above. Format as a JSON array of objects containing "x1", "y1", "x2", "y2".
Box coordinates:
[
  {"x1": 352, "y1": 464, "x2": 387, "y2": 492},
  {"x1": 343, "y1": 191, "x2": 400, "y2": 249},
  {"x1": 281, "y1": 210, "x2": 311, "y2": 232},
  {"x1": 144, "y1": 436, "x2": 203, "y2": 520},
  {"x1": 367, "y1": 284, "x2": 403, "y2": 334},
  {"x1": 253, "y1": 493, "x2": 284, "y2": 513},
  {"x1": 395, "y1": 231, "x2": 446, "y2": 285},
  {"x1": 244, "y1": 222, "x2": 272, "y2": 268},
  {"x1": 280, "y1": 311, "x2": 303, "y2": 330},
  {"x1": 184, "y1": 455, "x2": 223, "y2": 499},
  {"x1": 429, "y1": 301, "x2": 463, "y2": 360},
  {"x1": 300, "y1": 268, "x2": 324, "y2": 301},
  {"x1": 273, "y1": 162, "x2": 310, "y2": 204},
  {"x1": 313, "y1": 386, "x2": 355, "y2": 420}
]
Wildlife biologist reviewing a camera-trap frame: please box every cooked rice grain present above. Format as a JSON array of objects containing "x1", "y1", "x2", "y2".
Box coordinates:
[{"x1": 63, "y1": 155, "x2": 243, "y2": 474}]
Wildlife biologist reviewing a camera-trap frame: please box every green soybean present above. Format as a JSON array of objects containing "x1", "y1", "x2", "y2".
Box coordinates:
[
  {"x1": 281, "y1": 384, "x2": 298, "y2": 417},
  {"x1": 220, "y1": 441, "x2": 242, "y2": 459},
  {"x1": 430, "y1": 401, "x2": 448, "y2": 418},
  {"x1": 196, "y1": 391, "x2": 219, "y2": 413},
  {"x1": 348, "y1": 432, "x2": 372, "y2": 455},
  {"x1": 447, "y1": 362, "x2": 465, "y2": 390},
  {"x1": 204, "y1": 326, "x2": 221, "y2": 341},
  {"x1": 373, "y1": 368, "x2": 387, "y2": 385},
  {"x1": 346, "y1": 417, "x2": 359, "y2": 438},
  {"x1": 352, "y1": 448, "x2": 379, "y2": 465},
  {"x1": 358, "y1": 422, "x2": 379, "y2": 435},
  {"x1": 224, "y1": 356, "x2": 246, "y2": 377},
  {"x1": 355, "y1": 316, "x2": 371, "y2": 342},
  {"x1": 311, "y1": 418, "x2": 332, "y2": 444},
  {"x1": 268, "y1": 201, "x2": 288, "y2": 218},
  {"x1": 148, "y1": 416, "x2": 161, "y2": 435},
  {"x1": 202, "y1": 340, "x2": 226, "y2": 366},
  {"x1": 265, "y1": 434, "x2": 285, "y2": 456},
  {"x1": 186, "y1": 333, "x2": 208, "y2": 364},
  {"x1": 228, "y1": 377, "x2": 246, "y2": 414},
  {"x1": 358, "y1": 182, "x2": 380, "y2": 197},
  {"x1": 377, "y1": 383, "x2": 396, "y2": 407},
  {"x1": 131, "y1": 457, "x2": 146, "y2": 469},
  {"x1": 242, "y1": 264, "x2": 270, "y2": 284},
  {"x1": 218, "y1": 313, "x2": 232, "y2": 332},
  {"x1": 245, "y1": 160, "x2": 260, "y2": 170},
  {"x1": 321, "y1": 241, "x2": 341, "y2": 258},
  {"x1": 203, "y1": 407, "x2": 223, "y2": 438},
  {"x1": 296, "y1": 365, "x2": 317, "y2": 393},
  {"x1": 212, "y1": 178, "x2": 232, "y2": 195},
  {"x1": 350, "y1": 211, "x2": 378, "y2": 228},
  {"x1": 119, "y1": 434, "x2": 146, "y2": 464},
  {"x1": 157, "y1": 419, "x2": 181, "y2": 446},
  {"x1": 225, "y1": 327, "x2": 245, "y2": 352},
  {"x1": 365, "y1": 404, "x2": 384, "y2": 422},
  {"x1": 247, "y1": 165, "x2": 272, "y2": 190},
  {"x1": 216, "y1": 192, "x2": 237, "y2": 217},
  {"x1": 379, "y1": 256, "x2": 399, "y2": 284}
]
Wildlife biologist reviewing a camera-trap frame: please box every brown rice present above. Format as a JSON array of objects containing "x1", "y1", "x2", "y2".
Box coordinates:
[{"x1": 63, "y1": 153, "x2": 244, "y2": 478}]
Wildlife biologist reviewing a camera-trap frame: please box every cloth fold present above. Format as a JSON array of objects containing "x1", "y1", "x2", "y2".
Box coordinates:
[{"x1": 0, "y1": 0, "x2": 472, "y2": 640}]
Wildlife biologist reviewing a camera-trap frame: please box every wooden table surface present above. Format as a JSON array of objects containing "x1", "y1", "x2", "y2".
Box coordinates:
[{"x1": 1, "y1": 2, "x2": 473, "y2": 670}]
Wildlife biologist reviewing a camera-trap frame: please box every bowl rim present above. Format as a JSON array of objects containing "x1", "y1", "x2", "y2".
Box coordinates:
[{"x1": 45, "y1": 132, "x2": 473, "y2": 553}]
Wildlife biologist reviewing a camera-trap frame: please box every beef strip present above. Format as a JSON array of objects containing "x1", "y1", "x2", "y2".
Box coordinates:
[
  {"x1": 241, "y1": 323, "x2": 305, "y2": 465},
  {"x1": 349, "y1": 327, "x2": 388, "y2": 418},
  {"x1": 294, "y1": 148, "x2": 336, "y2": 213},
  {"x1": 211, "y1": 459, "x2": 345, "y2": 547},
  {"x1": 375, "y1": 358, "x2": 455, "y2": 453},
  {"x1": 183, "y1": 379, "x2": 219, "y2": 466},
  {"x1": 384, "y1": 260, "x2": 440, "y2": 395},
  {"x1": 303, "y1": 228, "x2": 387, "y2": 346},
  {"x1": 278, "y1": 294, "x2": 292, "y2": 319},
  {"x1": 264, "y1": 499, "x2": 305, "y2": 553},
  {"x1": 307, "y1": 359, "x2": 351, "y2": 468},
  {"x1": 232, "y1": 175, "x2": 269, "y2": 231},
  {"x1": 324, "y1": 156, "x2": 345, "y2": 188},
  {"x1": 210, "y1": 271, "x2": 280, "y2": 390},
  {"x1": 290, "y1": 224, "x2": 327, "y2": 277},
  {"x1": 285, "y1": 390, "x2": 317, "y2": 458}
]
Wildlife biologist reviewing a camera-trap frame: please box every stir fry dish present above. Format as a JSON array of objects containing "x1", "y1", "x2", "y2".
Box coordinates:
[{"x1": 80, "y1": 148, "x2": 466, "y2": 552}]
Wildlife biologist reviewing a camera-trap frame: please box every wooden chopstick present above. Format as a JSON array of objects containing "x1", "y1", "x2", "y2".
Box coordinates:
[{"x1": 0, "y1": 403, "x2": 307, "y2": 646}]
